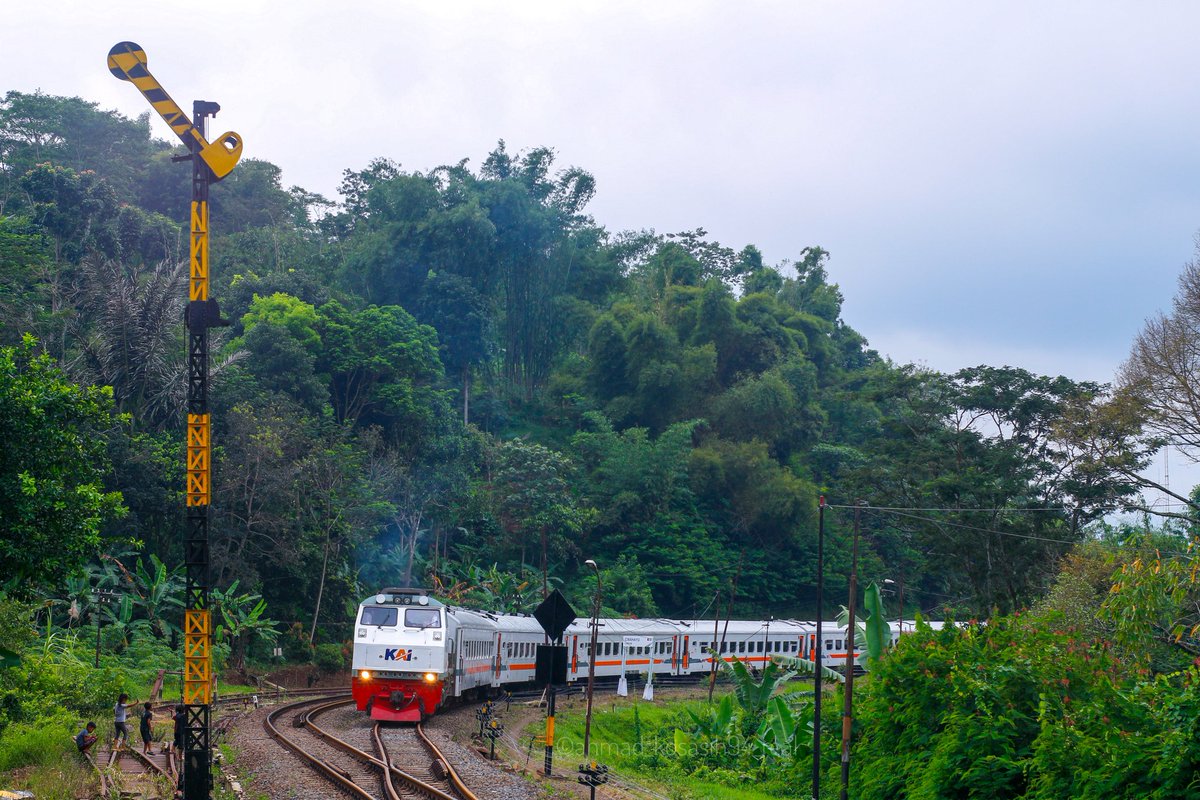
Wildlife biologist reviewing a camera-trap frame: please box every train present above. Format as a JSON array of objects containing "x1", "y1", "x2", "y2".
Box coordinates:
[{"x1": 350, "y1": 586, "x2": 924, "y2": 722}]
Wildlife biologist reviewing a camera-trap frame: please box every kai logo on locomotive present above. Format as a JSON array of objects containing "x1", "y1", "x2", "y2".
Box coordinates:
[{"x1": 382, "y1": 648, "x2": 414, "y2": 662}]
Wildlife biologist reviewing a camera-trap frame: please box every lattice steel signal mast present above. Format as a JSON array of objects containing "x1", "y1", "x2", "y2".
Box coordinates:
[{"x1": 108, "y1": 41, "x2": 242, "y2": 800}]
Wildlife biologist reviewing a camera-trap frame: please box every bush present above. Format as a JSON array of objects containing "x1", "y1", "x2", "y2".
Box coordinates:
[
  {"x1": 848, "y1": 614, "x2": 1200, "y2": 800},
  {"x1": 314, "y1": 643, "x2": 344, "y2": 673},
  {"x1": 281, "y1": 622, "x2": 314, "y2": 662},
  {"x1": 0, "y1": 711, "x2": 76, "y2": 771}
]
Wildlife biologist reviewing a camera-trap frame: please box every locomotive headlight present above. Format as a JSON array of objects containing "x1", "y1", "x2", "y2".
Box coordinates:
[
  {"x1": 423, "y1": 672, "x2": 437, "y2": 683},
  {"x1": 360, "y1": 670, "x2": 371, "y2": 681}
]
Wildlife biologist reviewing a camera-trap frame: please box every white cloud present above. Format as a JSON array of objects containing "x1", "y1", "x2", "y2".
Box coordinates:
[{"x1": 6, "y1": 1, "x2": 1200, "y2": 382}]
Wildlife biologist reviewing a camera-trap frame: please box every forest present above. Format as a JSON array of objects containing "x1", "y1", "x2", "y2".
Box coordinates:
[{"x1": 3, "y1": 89, "x2": 1200, "y2": 797}]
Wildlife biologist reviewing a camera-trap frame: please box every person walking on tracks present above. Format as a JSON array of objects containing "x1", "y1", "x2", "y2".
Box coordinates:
[
  {"x1": 113, "y1": 693, "x2": 136, "y2": 749},
  {"x1": 139, "y1": 702, "x2": 154, "y2": 754}
]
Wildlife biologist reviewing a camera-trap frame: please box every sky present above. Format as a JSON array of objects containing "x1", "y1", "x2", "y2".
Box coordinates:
[{"x1": 4, "y1": 2, "x2": 1200, "y2": 493}]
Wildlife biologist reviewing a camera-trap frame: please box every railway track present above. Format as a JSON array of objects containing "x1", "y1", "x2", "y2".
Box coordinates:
[{"x1": 264, "y1": 695, "x2": 478, "y2": 800}]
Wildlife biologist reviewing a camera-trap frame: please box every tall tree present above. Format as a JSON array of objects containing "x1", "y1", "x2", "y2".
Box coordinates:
[{"x1": 0, "y1": 337, "x2": 125, "y2": 590}]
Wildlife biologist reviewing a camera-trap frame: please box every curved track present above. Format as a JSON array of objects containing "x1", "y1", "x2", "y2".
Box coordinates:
[{"x1": 264, "y1": 695, "x2": 478, "y2": 800}]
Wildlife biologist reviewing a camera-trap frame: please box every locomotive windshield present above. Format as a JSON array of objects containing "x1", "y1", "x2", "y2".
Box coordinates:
[
  {"x1": 404, "y1": 608, "x2": 441, "y2": 629},
  {"x1": 360, "y1": 606, "x2": 398, "y2": 627}
]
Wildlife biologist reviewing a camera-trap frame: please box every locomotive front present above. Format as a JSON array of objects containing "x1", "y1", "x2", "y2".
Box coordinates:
[{"x1": 351, "y1": 588, "x2": 448, "y2": 722}]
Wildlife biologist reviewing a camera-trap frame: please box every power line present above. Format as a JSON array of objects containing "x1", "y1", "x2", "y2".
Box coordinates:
[
  {"x1": 845, "y1": 504, "x2": 1200, "y2": 562},
  {"x1": 827, "y1": 504, "x2": 1068, "y2": 513},
  {"x1": 859, "y1": 507, "x2": 1081, "y2": 546}
]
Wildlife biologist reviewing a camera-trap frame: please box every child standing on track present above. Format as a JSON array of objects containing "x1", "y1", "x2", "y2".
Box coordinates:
[
  {"x1": 113, "y1": 693, "x2": 136, "y2": 748},
  {"x1": 171, "y1": 704, "x2": 185, "y2": 758},
  {"x1": 139, "y1": 702, "x2": 154, "y2": 754}
]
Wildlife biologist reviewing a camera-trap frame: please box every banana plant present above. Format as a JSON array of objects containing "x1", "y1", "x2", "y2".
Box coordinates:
[
  {"x1": 768, "y1": 654, "x2": 846, "y2": 684},
  {"x1": 212, "y1": 581, "x2": 280, "y2": 670},
  {"x1": 726, "y1": 658, "x2": 791, "y2": 719},
  {"x1": 131, "y1": 554, "x2": 183, "y2": 638},
  {"x1": 103, "y1": 593, "x2": 152, "y2": 650},
  {"x1": 675, "y1": 693, "x2": 734, "y2": 756},
  {"x1": 755, "y1": 695, "x2": 813, "y2": 765},
  {"x1": 834, "y1": 581, "x2": 892, "y2": 669}
]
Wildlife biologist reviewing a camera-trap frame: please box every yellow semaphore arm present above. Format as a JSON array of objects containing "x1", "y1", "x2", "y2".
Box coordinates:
[{"x1": 107, "y1": 41, "x2": 242, "y2": 179}]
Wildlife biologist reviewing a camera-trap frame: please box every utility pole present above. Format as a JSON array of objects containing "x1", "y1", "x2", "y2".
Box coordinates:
[
  {"x1": 92, "y1": 589, "x2": 117, "y2": 668},
  {"x1": 813, "y1": 496, "x2": 825, "y2": 800},
  {"x1": 108, "y1": 42, "x2": 242, "y2": 800},
  {"x1": 707, "y1": 590, "x2": 720, "y2": 702},
  {"x1": 583, "y1": 560, "x2": 602, "y2": 758},
  {"x1": 579, "y1": 560, "x2": 610, "y2": 799},
  {"x1": 840, "y1": 501, "x2": 863, "y2": 800}
]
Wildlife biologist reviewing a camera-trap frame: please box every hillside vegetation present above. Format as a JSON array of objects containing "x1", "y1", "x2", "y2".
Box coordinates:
[{"x1": 4, "y1": 88, "x2": 1200, "y2": 797}]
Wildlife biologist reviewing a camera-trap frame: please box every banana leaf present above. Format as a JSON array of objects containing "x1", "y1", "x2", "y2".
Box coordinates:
[
  {"x1": 0, "y1": 646, "x2": 19, "y2": 668},
  {"x1": 862, "y1": 581, "x2": 889, "y2": 662}
]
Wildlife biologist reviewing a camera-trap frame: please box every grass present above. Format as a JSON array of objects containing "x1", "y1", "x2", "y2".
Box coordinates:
[
  {"x1": 546, "y1": 693, "x2": 784, "y2": 800},
  {"x1": 3, "y1": 762, "x2": 94, "y2": 800},
  {"x1": 0, "y1": 713, "x2": 96, "y2": 800}
]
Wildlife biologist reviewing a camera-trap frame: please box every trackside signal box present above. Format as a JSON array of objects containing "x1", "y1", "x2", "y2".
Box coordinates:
[{"x1": 535, "y1": 644, "x2": 568, "y2": 684}]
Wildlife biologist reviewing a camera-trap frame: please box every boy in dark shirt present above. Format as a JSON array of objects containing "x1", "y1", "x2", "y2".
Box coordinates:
[
  {"x1": 75, "y1": 722, "x2": 98, "y2": 755},
  {"x1": 171, "y1": 705, "x2": 186, "y2": 757},
  {"x1": 139, "y1": 702, "x2": 154, "y2": 754}
]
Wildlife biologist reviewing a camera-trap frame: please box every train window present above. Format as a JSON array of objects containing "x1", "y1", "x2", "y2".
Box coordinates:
[
  {"x1": 738, "y1": 642, "x2": 745, "y2": 653},
  {"x1": 836, "y1": 639, "x2": 843, "y2": 650},
  {"x1": 360, "y1": 606, "x2": 398, "y2": 627},
  {"x1": 404, "y1": 608, "x2": 441, "y2": 629},
  {"x1": 825, "y1": 640, "x2": 833, "y2": 651}
]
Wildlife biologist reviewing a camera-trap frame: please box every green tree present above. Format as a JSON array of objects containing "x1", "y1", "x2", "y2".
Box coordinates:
[
  {"x1": 490, "y1": 439, "x2": 595, "y2": 591},
  {"x1": 315, "y1": 300, "x2": 451, "y2": 451},
  {"x1": 0, "y1": 337, "x2": 125, "y2": 590}
]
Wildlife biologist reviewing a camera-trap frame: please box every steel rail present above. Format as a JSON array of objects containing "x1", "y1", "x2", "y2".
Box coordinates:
[
  {"x1": 263, "y1": 694, "x2": 377, "y2": 800},
  {"x1": 415, "y1": 722, "x2": 480, "y2": 800},
  {"x1": 127, "y1": 747, "x2": 170, "y2": 778},
  {"x1": 371, "y1": 723, "x2": 405, "y2": 800},
  {"x1": 304, "y1": 703, "x2": 459, "y2": 800}
]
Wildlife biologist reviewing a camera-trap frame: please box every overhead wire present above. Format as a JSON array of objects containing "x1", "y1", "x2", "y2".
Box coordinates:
[
  {"x1": 826, "y1": 504, "x2": 1069, "y2": 513},
  {"x1": 827, "y1": 503, "x2": 1200, "y2": 562}
]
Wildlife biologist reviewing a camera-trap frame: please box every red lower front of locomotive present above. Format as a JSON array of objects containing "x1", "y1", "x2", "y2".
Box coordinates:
[{"x1": 352, "y1": 674, "x2": 444, "y2": 722}]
